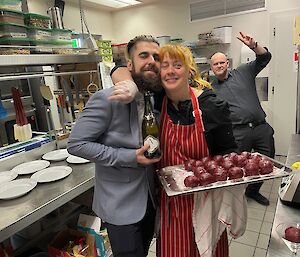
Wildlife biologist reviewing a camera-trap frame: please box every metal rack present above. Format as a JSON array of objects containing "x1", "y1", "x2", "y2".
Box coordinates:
[
  {"x1": 0, "y1": 54, "x2": 101, "y2": 138},
  {"x1": 0, "y1": 54, "x2": 101, "y2": 67}
]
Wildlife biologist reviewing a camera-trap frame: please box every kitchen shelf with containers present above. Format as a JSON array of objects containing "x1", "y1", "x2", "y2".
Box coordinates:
[
  {"x1": 0, "y1": 10, "x2": 74, "y2": 55},
  {"x1": 0, "y1": 0, "x2": 22, "y2": 12}
]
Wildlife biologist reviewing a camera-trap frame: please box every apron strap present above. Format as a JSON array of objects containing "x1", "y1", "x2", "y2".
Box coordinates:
[{"x1": 189, "y1": 87, "x2": 205, "y2": 131}]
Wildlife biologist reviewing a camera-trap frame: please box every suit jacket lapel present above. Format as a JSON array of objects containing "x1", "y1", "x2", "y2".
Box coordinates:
[{"x1": 129, "y1": 100, "x2": 140, "y2": 145}]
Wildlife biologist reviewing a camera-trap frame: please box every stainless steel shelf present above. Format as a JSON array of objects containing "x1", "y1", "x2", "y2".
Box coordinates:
[
  {"x1": 0, "y1": 142, "x2": 95, "y2": 242},
  {"x1": 0, "y1": 54, "x2": 101, "y2": 67}
]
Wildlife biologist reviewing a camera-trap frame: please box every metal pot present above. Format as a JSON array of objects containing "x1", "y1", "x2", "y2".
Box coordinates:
[{"x1": 47, "y1": 7, "x2": 64, "y2": 29}]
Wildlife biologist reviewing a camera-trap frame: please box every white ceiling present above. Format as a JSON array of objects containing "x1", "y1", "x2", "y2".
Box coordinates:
[{"x1": 68, "y1": 0, "x2": 161, "y2": 12}]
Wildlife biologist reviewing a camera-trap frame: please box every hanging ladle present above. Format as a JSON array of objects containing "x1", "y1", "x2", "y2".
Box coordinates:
[{"x1": 40, "y1": 78, "x2": 54, "y2": 101}]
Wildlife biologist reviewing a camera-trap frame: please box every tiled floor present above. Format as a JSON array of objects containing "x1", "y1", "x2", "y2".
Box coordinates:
[{"x1": 146, "y1": 155, "x2": 287, "y2": 257}]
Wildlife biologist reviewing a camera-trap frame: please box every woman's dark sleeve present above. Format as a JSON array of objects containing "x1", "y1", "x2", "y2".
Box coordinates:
[
  {"x1": 200, "y1": 91, "x2": 238, "y2": 156},
  {"x1": 153, "y1": 89, "x2": 165, "y2": 112}
]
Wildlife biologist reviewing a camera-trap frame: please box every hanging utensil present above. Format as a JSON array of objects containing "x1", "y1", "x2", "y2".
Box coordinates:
[
  {"x1": 86, "y1": 72, "x2": 99, "y2": 97},
  {"x1": 40, "y1": 79, "x2": 54, "y2": 101},
  {"x1": 12, "y1": 87, "x2": 27, "y2": 126},
  {"x1": 58, "y1": 95, "x2": 66, "y2": 132},
  {"x1": 70, "y1": 75, "x2": 79, "y2": 104},
  {"x1": 72, "y1": 75, "x2": 85, "y2": 112},
  {"x1": 61, "y1": 77, "x2": 76, "y2": 121},
  {"x1": 11, "y1": 87, "x2": 32, "y2": 141},
  {"x1": 56, "y1": 95, "x2": 63, "y2": 128}
]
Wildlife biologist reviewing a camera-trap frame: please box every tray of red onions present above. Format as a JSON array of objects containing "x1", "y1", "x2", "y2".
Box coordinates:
[{"x1": 158, "y1": 152, "x2": 293, "y2": 196}]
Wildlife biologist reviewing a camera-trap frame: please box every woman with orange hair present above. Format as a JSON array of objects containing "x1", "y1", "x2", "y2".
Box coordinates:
[
  {"x1": 110, "y1": 43, "x2": 247, "y2": 257},
  {"x1": 157, "y1": 44, "x2": 247, "y2": 257}
]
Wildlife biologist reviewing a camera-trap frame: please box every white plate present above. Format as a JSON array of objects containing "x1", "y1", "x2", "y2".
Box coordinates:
[
  {"x1": 11, "y1": 160, "x2": 51, "y2": 175},
  {"x1": 31, "y1": 166, "x2": 72, "y2": 183},
  {"x1": 0, "y1": 171, "x2": 18, "y2": 184},
  {"x1": 66, "y1": 155, "x2": 90, "y2": 164},
  {"x1": 42, "y1": 149, "x2": 70, "y2": 161},
  {"x1": 0, "y1": 178, "x2": 37, "y2": 200}
]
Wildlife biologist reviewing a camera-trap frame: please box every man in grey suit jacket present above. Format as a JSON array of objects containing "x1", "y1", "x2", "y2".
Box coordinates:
[{"x1": 68, "y1": 35, "x2": 161, "y2": 257}]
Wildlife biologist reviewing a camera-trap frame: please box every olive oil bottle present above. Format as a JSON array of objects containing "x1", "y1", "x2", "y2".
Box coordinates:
[{"x1": 142, "y1": 91, "x2": 161, "y2": 159}]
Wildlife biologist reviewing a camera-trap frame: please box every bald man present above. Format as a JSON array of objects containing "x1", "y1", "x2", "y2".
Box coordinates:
[{"x1": 210, "y1": 32, "x2": 275, "y2": 206}]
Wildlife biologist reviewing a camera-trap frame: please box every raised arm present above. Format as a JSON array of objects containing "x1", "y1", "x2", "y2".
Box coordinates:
[
  {"x1": 237, "y1": 32, "x2": 267, "y2": 55},
  {"x1": 108, "y1": 66, "x2": 138, "y2": 103}
]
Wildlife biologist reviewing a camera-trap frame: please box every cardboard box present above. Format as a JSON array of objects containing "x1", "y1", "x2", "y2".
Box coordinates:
[
  {"x1": 48, "y1": 228, "x2": 97, "y2": 257},
  {"x1": 77, "y1": 214, "x2": 108, "y2": 257}
]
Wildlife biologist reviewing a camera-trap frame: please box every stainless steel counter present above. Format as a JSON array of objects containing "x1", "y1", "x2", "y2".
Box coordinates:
[
  {"x1": 0, "y1": 143, "x2": 95, "y2": 243},
  {"x1": 267, "y1": 134, "x2": 300, "y2": 257}
]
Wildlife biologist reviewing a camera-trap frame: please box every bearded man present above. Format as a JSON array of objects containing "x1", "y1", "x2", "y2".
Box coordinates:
[{"x1": 68, "y1": 35, "x2": 161, "y2": 257}]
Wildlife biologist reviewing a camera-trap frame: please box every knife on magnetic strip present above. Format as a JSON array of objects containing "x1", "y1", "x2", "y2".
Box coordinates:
[{"x1": 61, "y1": 77, "x2": 76, "y2": 121}]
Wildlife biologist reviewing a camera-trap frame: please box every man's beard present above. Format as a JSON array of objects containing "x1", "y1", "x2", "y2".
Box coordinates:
[{"x1": 131, "y1": 64, "x2": 162, "y2": 93}]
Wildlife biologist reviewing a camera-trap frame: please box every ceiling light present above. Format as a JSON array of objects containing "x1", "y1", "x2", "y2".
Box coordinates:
[{"x1": 85, "y1": 0, "x2": 141, "y2": 8}]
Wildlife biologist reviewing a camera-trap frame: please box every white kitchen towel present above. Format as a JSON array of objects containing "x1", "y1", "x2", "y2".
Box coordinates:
[{"x1": 192, "y1": 185, "x2": 247, "y2": 257}]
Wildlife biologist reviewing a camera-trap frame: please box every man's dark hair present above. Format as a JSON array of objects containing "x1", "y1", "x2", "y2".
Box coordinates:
[{"x1": 127, "y1": 35, "x2": 159, "y2": 59}]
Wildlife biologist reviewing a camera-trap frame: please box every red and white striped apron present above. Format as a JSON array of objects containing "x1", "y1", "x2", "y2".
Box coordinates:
[{"x1": 158, "y1": 87, "x2": 228, "y2": 257}]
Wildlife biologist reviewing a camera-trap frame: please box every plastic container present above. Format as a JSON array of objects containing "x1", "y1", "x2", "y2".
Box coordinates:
[
  {"x1": 112, "y1": 43, "x2": 127, "y2": 54},
  {"x1": 30, "y1": 39, "x2": 72, "y2": 54},
  {"x1": 27, "y1": 26, "x2": 52, "y2": 40},
  {"x1": 96, "y1": 40, "x2": 111, "y2": 48},
  {"x1": 212, "y1": 26, "x2": 232, "y2": 44},
  {"x1": 170, "y1": 38, "x2": 183, "y2": 45},
  {"x1": 0, "y1": 9, "x2": 24, "y2": 25},
  {"x1": 101, "y1": 54, "x2": 113, "y2": 62},
  {"x1": 0, "y1": 22, "x2": 27, "y2": 38},
  {"x1": 0, "y1": 37, "x2": 30, "y2": 54},
  {"x1": 156, "y1": 36, "x2": 170, "y2": 46},
  {"x1": 24, "y1": 13, "x2": 51, "y2": 29},
  {"x1": 0, "y1": 0, "x2": 22, "y2": 12},
  {"x1": 52, "y1": 39, "x2": 73, "y2": 54},
  {"x1": 30, "y1": 39, "x2": 53, "y2": 53},
  {"x1": 98, "y1": 47, "x2": 112, "y2": 55},
  {"x1": 51, "y1": 28, "x2": 71, "y2": 40}
]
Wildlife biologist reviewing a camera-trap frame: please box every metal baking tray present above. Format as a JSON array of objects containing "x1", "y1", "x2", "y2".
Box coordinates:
[{"x1": 158, "y1": 155, "x2": 294, "y2": 197}]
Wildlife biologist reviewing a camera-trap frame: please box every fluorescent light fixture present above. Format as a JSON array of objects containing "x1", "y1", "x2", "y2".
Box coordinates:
[{"x1": 85, "y1": 0, "x2": 141, "y2": 8}]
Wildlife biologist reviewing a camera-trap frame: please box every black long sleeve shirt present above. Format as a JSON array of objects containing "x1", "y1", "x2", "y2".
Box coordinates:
[
  {"x1": 164, "y1": 88, "x2": 237, "y2": 156},
  {"x1": 211, "y1": 51, "x2": 272, "y2": 125}
]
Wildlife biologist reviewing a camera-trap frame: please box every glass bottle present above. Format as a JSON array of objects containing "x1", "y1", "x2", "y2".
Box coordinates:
[{"x1": 142, "y1": 91, "x2": 161, "y2": 159}]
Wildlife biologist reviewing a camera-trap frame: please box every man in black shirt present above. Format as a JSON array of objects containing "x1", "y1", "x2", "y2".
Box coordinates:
[{"x1": 210, "y1": 32, "x2": 275, "y2": 206}]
